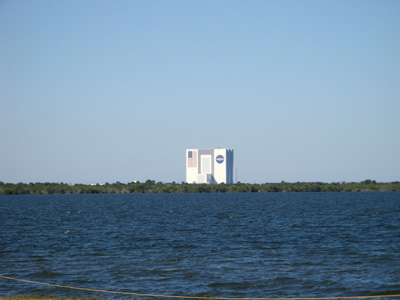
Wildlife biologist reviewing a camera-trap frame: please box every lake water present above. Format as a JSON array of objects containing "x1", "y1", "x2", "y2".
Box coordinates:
[{"x1": 1, "y1": 193, "x2": 400, "y2": 299}]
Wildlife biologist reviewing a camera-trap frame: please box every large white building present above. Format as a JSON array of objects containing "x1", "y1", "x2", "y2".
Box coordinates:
[{"x1": 186, "y1": 148, "x2": 234, "y2": 184}]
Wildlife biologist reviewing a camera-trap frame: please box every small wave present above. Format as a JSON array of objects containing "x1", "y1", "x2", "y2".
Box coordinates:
[
  {"x1": 31, "y1": 270, "x2": 65, "y2": 278},
  {"x1": 208, "y1": 281, "x2": 253, "y2": 290},
  {"x1": 32, "y1": 257, "x2": 48, "y2": 262},
  {"x1": 0, "y1": 249, "x2": 20, "y2": 254},
  {"x1": 371, "y1": 289, "x2": 400, "y2": 296}
]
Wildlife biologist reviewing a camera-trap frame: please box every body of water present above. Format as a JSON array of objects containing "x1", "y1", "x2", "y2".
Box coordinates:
[{"x1": 1, "y1": 193, "x2": 400, "y2": 299}]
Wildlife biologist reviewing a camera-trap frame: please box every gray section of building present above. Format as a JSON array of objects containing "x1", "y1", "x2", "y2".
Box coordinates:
[
  {"x1": 226, "y1": 149, "x2": 234, "y2": 184},
  {"x1": 197, "y1": 149, "x2": 214, "y2": 176}
]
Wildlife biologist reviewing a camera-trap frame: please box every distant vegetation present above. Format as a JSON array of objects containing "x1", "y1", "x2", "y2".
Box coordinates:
[{"x1": 0, "y1": 180, "x2": 399, "y2": 195}]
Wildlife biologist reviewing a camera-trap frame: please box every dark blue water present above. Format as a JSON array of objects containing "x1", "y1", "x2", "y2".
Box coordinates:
[{"x1": 1, "y1": 193, "x2": 400, "y2": 299}]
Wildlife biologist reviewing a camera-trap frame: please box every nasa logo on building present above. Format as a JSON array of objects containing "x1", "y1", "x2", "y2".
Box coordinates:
[{"x1": 216, "y1": 155, "x2": 224, "y2": 164}]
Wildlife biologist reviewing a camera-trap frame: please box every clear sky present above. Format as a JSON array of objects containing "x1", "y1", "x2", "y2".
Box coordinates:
[{"x1": 1, "y1": 0, "x2": 399, "y2": 184}]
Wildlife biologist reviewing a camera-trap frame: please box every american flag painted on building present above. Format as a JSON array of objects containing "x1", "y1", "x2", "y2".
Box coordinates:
[{"x1": 188, "y1": 150, "x2": 197, "y2": 167}]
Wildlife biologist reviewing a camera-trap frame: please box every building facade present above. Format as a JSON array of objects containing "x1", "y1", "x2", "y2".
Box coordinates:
[{"x1": 186, "y1": 148, "x2": 234, "y2": 184}]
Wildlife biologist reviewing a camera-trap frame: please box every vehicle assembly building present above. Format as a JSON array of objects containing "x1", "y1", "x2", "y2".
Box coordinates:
[{"x1": 186, "y1": 148, "x2": 234, "y2": 184}]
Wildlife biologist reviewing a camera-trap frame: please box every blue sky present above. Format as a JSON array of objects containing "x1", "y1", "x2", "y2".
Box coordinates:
[{"x1": 1, "y1": 0, "x2": 399, "y2": 184}]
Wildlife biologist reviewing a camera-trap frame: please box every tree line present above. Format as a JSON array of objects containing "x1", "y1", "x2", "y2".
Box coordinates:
[{"x1": 0, "y1": 180, "x2": 399, "y2": 195}]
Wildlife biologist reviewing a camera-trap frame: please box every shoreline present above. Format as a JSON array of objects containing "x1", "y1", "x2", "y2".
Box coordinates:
[{"x1": 1, "y1": 180, "x2": 399, "y2": 195}]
